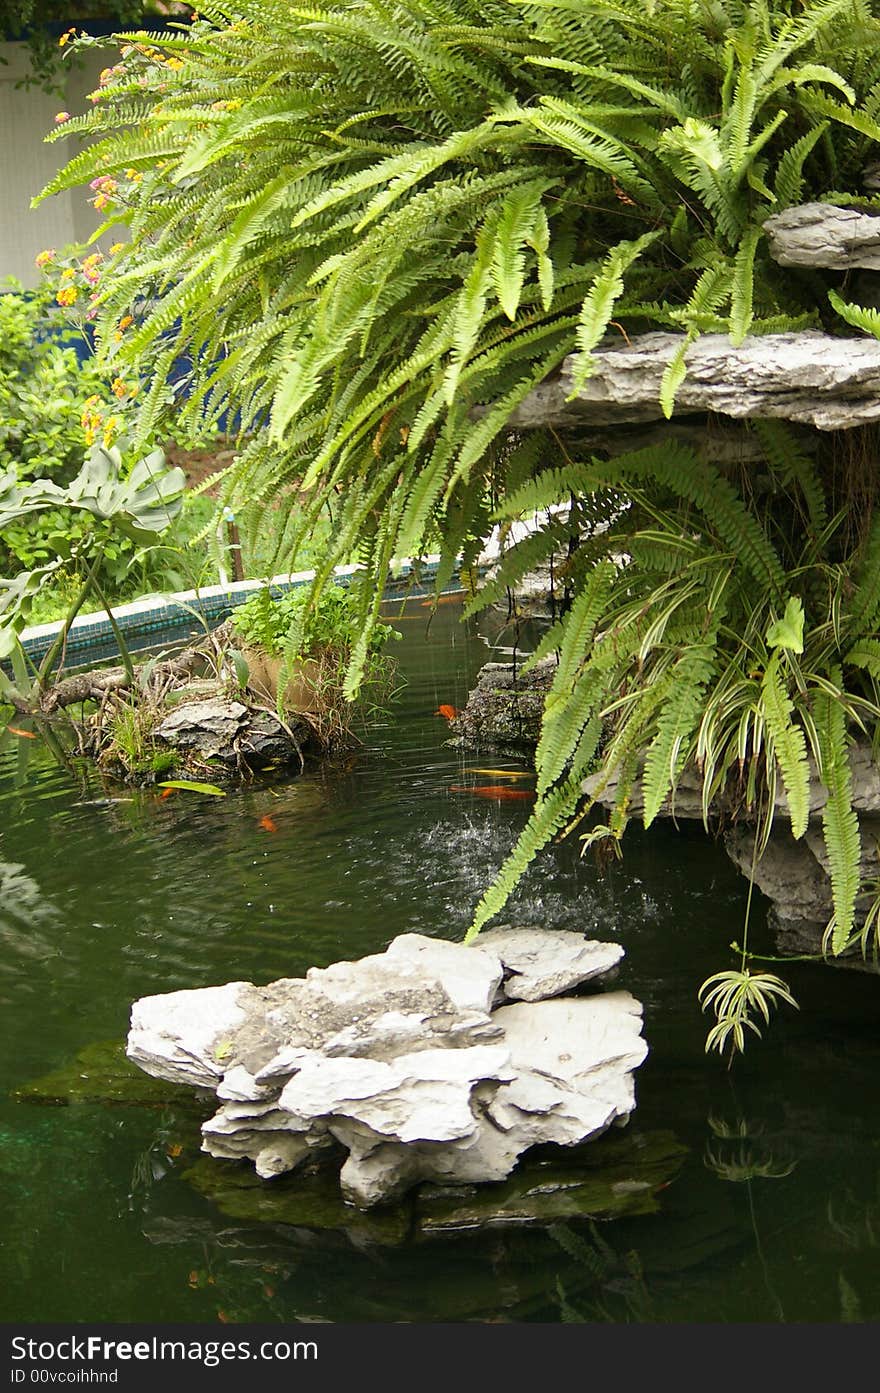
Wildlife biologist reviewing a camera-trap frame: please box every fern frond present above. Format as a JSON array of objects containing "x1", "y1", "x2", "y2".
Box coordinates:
[
  {"x1": 642, "y1": 638, "x2": 719, "y2": 826},
  {"x1": 813, "y1": 675, "x2": 861, "y2": 954},
  {"x1": 761, "y1": 653, "x2": 811, "y2": 838},
  {"x1": 465, "y1": 778, "x2": 582, "y2": 941}
]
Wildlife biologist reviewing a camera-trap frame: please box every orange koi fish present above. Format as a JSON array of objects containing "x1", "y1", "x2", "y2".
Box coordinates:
[
  {"x1": 259, "y1": 815, "x2": 279, "y2": 833},
  {"x1": 160, "y1": 787, "x2": 175, "y2": 800},
  {"x1": 449, "y1": 784, "x2": 536, "y2": 801},
  {"x1": 435, "y1": 704, "x2": 459, "y2": 720},
  {"x1": 6, "y1": 726, "x2": 37, "y2": 739}
]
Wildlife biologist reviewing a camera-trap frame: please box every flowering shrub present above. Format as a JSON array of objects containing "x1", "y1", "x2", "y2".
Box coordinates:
[
  {"x1": 0, "y1": 276, "x2": 148, "y2": 588},
  {"x1": 0, "y1": 3, "x2": 191, "y2": 92}
]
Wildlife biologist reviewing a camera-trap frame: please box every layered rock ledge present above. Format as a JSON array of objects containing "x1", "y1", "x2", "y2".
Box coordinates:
[
  {"x1": 507, "y1": 331, "x2": 880, "y2": 432},
  {"x1": 582, "y1": 752, "x2": 880, "y2": 972},
  {"x1": 127, "y1": 928, "x2": 647, "y2": 1208},
  {"x1": 764, "y1": 203, "x2": 880, "y2": 270}
]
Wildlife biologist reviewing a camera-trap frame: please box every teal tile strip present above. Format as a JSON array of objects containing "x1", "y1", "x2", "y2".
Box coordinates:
[{"x1": 12, "y1": 557, "x2": 472, "y2": 667}]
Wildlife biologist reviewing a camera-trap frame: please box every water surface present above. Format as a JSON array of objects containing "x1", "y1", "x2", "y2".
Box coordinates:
[{"x1": 2, "y1": 601, "x2": 879, "y2": 1323}]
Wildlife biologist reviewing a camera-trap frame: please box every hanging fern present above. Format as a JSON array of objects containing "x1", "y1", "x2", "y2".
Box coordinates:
[{"x1": 32, "y1": 0, "x2": 880, "y2": 1013}]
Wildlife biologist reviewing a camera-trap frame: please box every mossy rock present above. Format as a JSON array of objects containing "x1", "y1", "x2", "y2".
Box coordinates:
[
  {"x1": 183, "y1": 1127, "x2": 687, "y2": 1246},
  {"x1": 415, "y1": 1127, "x2": 689, "y2": 1234},
  {"x1": 12, "y1": 1040, "x2": 213, "y2": 1109},
  {"x1": 183, "y1": 1154, "x2": 413, "y2": 1246}
]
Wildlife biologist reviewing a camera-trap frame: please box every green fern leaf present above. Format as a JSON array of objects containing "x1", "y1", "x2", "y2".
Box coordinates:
[
  {"x1": 761, "y1": 653, "x2": 810, "y2": 838},
  {"x1": 569, "y1": 231, "x2": 661, "y2": 391},
  {"x1": 642, "y1": 639, "x2": 718, "y2": 826},
  {"x1": 813, "y1": 676, "x2": 861, "y2": 954}
]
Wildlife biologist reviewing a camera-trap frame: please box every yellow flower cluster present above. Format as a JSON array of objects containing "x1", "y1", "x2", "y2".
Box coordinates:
[
  {"x1": 56, "y1": 285, "x2": 78, "y2": 307},
  {"x1": 81, "y1": 395, "x2": 103, "y2": 445},
  {"x1": 113, "y1": 314, "x2": 134, "y2": 343},
  {"x1": 35, "y1": 248, "x2": 55, "y2": 269},
  {"x1": 80, "y1": 396, "x2": 122, "y2": 449}
]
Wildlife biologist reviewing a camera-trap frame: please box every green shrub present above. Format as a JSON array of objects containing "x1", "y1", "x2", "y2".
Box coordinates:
[
  {"x1": 231, "y1": 583, "x2": 401, "y2": 747},
  {"x1": 232, "y1": 582, "x2": 397, "y2": 661},
  {"x1": 0, "y1": 279, "x2": 135, "y2": 581}
]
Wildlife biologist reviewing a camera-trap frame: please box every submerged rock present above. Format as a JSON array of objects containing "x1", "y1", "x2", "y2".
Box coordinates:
[
  {"x1": 127, "y1": 929, "x2": 646, "y2": 1207},
  {"x1": 182, "y1": 1126, "x2": 686, "y2": 1243},
  {"x1": 13, "y1": 1040, "x2": 212, "y2": 1108}
]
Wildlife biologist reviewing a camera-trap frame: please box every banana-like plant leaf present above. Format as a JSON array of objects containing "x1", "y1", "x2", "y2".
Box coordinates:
[
  {"x1": 0, "y1": 448, "x2": 185, "y2": 543},
  {"x1": 157, "y1": 780, "x2": 227, "y2": 796}
]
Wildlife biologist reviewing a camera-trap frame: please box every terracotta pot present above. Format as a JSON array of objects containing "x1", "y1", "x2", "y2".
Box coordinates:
[{"x1": 240, "y1": 646, "x2": 322, "y2": 714}]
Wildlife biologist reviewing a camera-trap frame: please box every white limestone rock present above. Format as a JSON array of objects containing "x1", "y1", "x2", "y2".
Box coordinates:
[
  {"x1": 764, "y1": 203, "x2": 880, "y2": 270},
  {"x1": 127, "y1": 928, "x2": 647, "y2": 1207},
  {"x1": 507, "y1": 331, "x2": 880, "y2": 432},
  {"x1": 127, "y1": 981, "x2": 253, "y2": 1089},
  {"x1": 478, "y1": 927, "x2": 624, "y2": 1001},
  {"x1": 278, "y1": 1045, "x2": 513, "y2": 1144},
  {"x1": 384, "y1": 933, "x2": 504, "y2": 1014},
  {"x1": 487, "y1": 993, "x2": 648, "y2": 1147},
  {"x1": 332, "y1": 995, "x2": 645, "y2": 1206}
]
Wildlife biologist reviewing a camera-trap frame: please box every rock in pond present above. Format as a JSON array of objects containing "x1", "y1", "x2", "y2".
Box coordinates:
[
  {"x1": 182, "y1": 1126, "x2": 687, "y2": 1243},
  {"x1": 154, "y1": 699, "x2": 311, "y2": 771},
  {"x1": 448, "y1": 658, "x2": 557, "y2": 752},
  {"x1": 127, "y1": 929, "x2": 647, "y2": 1207}
]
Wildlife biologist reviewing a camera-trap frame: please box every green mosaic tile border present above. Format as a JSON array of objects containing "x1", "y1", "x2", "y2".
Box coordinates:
[{"x1": 13, "y1": 556, "x2": 468, "y2": 667}]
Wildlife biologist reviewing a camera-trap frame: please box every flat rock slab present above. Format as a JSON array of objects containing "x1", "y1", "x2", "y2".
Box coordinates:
[
  {"x1": 583, "y1": 740, "x2": 880, "y2": 822},
  {"x1": 126, "y1": 928, "x2": 645, "y2": 1206},
  {"x1": 764, "y1": 203, "x2": 880, "y2": 269},
  {"x1": 508, "y1": 331, "x2": 880, "y2": 431},
  {"x1": 478, "y1": 926, "x2": 623, "y2": 1001}
]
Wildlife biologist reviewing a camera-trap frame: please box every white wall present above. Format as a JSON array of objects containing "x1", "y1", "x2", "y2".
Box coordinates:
[{"x1": 0, "y1": 43, "x2": 110, "y2": 288}]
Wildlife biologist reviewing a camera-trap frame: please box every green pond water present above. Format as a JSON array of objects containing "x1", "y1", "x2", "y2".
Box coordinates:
[{"x1": 2, "y1": 600, "x2": 879, "y2": 1324}]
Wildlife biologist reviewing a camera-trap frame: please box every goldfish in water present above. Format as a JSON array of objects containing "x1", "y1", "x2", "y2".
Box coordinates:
[
  {"x1": 435, "y1": 704, "x2": 459, "y2": 720},
  {"x1": 6, "y1": 726, "x2": 37, "y2": 739},
  {"x1": 160, "y1": 787, "x2": 175, "y2": 800},
  {"x1": 259, "y1": 814, "x2": 279, "y2": 833},
  {"x1": 449, "y1": 784, "x2": 536, "y2": 801},
  {"x1": 421, "y1": 592, "x2": 464, "y2": 607},
  {"x1": 465, "y1": 768, "x2": 534, "y2": 780}
]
